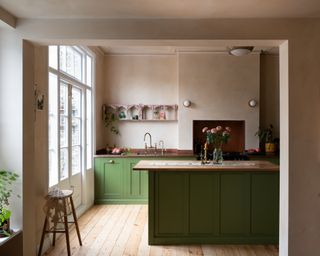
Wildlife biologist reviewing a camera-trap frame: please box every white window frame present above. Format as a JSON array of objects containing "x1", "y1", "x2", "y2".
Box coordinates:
[{"x1": 48, "y1": 45, "x2": 94, "y2": 188}]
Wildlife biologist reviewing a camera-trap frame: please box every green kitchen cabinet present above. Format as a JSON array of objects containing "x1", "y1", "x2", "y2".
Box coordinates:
[
  {"x1": 94, "y1": 158, "x2": 124, "y2": 204},
  {"x1": 124, "y1": 159, "x2": 148, "y2": 202},
  {"x1": 251, "y1": 173, "x2": 279, "y2": 236},
  {"x1": 220, "y1": 173, "x2": 250, "y2": 235},
  {"x1": 149, "y1": 171, "x2": 279, "y2": 245},
  {"x1": 95, "y1": 156, "x2": 196, "y2": 204}
]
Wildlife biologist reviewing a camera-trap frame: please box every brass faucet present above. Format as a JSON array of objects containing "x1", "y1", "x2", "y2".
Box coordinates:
[{"x1": 144, "y1": 132, "x2": 156, "y2": 154}]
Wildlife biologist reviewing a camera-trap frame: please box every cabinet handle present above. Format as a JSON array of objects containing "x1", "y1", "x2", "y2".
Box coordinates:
[{"x1": 108, "y1": 160, "x2": 115, "y2": 164}]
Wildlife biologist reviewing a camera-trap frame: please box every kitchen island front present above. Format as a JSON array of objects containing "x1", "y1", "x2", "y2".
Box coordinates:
[{"x1": 133, "y1": 160, "x2": 279, "y2": 245}]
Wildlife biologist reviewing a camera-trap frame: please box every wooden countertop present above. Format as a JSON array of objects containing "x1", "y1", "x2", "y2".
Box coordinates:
[
  {"x1": 133, "y1": 160, "x2": 279, "y2": 172},
  {"x1": 94, "y1": 153, "x2": 195, "y2": 158}
]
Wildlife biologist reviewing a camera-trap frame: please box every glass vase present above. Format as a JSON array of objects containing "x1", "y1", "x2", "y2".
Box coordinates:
[{"x1": 213, "y1": 147, "x2": 223, "y2": 164}]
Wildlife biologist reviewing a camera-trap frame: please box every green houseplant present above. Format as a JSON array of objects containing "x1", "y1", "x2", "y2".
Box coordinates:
[
  {"x1": 0, "y1": 169, "x2": 19, "y2": 237},
  {"x1": 255, "y1": 124, "x2": 276, "y2": 154}
]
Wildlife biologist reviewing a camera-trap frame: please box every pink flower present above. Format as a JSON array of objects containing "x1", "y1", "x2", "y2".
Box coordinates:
[
  {"x1": 216, "y1": 126, "x2": 222, "y2": 131},
  {"x1": 223, "y1": 131, "x2": 229, "y2": 136},
  {"x1": 225, "y1": 127, "x2": 231, "y2": 132},
  {"x1": 202, "y1": 127, "x2": 208, "y2": 133},
  {"x1": 211, "y1": 128, "x2": 217, "y2": 133}
]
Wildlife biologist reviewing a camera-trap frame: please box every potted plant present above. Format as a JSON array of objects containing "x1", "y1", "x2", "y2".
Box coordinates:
[
  {"x1": 0, "y1": 169, "x2": 19, "y2": 237},
  {"x1": 255, "y1": 124, "x2": 276, "y2": 154}
]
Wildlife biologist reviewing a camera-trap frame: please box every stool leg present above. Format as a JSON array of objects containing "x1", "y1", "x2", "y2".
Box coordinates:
[
  {"x1": 52, "y1": 221, "x2": 57, "y2": 246},
  {"x1": 63, "y1": 199, "x2": 71, "y2": 256},
  {"x1": 38, "y1": 216, "x2": 48, "y2": 256},
  {"x1": 69, "y1": 196, "x2": 82, "y2": 246}
]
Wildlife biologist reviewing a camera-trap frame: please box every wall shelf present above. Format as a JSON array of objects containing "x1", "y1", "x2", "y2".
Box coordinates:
[{"x1": 102, "y1": 104, "x2": 178, "y2": 121}]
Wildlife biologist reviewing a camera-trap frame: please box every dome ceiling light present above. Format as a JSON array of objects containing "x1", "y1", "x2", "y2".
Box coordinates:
[{"x1": 229, "y1": 46, "x2": 254, "y2": 56}]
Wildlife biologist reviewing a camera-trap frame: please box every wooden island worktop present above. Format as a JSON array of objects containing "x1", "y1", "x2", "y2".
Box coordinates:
[
  {"x1": 133, "y1": 160, "x2": 279, "y2": 172},
  {"x1": 133, "y1": 159, "x2": 279, "y2": 245}
]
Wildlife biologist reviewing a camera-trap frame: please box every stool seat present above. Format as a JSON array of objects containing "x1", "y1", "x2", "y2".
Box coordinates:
[
  {"x1": 47, "y1": 189, "x2": 73, "y2": 199},
  {"x1": 38, "y1": 189, "x2": 82, "y2": 256}
]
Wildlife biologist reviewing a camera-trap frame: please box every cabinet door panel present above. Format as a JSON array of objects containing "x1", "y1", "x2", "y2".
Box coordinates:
[
  {"x1": 189, "y1": 173, "x2": 219, "y2": 235},
  {"x1": 155, "y1": 172, "x2": 186, "y2": 235},
  {"x1": 251, "y1": 173, "x2": 279, "y2": 235},
  {"x1": 220, "y1": 173, "x2": 250, "y2": 235},
  {"x1": 126, "y1": 159, "x2": 148, "y2": 199},
  {"x1": 102, "y1": 159, "x2": 123, "y2": 198}
]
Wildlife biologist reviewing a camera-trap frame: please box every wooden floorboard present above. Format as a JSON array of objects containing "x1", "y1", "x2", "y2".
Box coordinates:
[{"x1": 44, "y1": 205, "x2": 279, "y2": 256}]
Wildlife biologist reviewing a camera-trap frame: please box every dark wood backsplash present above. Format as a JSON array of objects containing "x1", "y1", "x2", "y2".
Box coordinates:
[{"x1": 193, "y1": 120, "x2": 245, "y2": 153}]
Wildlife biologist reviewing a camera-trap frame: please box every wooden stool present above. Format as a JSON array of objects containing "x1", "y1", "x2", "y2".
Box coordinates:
[{"x1": 38, "y1": 190, "x2": 82, "y2": 256}]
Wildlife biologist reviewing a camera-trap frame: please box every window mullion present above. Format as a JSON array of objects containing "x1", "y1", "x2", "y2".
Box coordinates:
[
  {"x1": 57, "y1": 78, "x2": 61, "y2": 184},
  {"x1": 68, "y1": 83, "x2": 72, "y2": 184}
]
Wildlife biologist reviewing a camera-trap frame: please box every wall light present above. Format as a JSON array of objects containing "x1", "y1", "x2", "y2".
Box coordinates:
[
  {"x1": 248, "y1": 99, "x2": 258, "y2": 108},
  {"x1": 183, "y1": 100, "x2": 191, "y2": 107},
  {"x1": 229, "y1": 46, "x2": 254, "y2": 56}
]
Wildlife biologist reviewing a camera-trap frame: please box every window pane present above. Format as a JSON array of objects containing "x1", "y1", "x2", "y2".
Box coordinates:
[
  {"x1": 49, "y1": 150, "x2": 58, "y2": 186},
  {"x1": 74, "y1": 50, "x2": 82, "y2": 81},
  {"x1": 60, "y1": 82, "x2": 68, "y2": 115},
  {"x1": 49, "y1": 46, "x2": 58, "y2": 69},
  {"x1": 49, "y1": 72, "x2": 58, "y2": 187},
  {"x1": 60, "y1": 117, "x2": 68, "y2": 148},
  {"x1": 60, "y1": 148, "x2": 69, "y2": 180},
  {"x1": 66, "y1": 46, "x2": 75, "y2": 77},
  {"x1": 86, "y1": 55, "x2": 92, "y2": 86},
  {"x1": 86, "y1": 89, "x2": 92, "y2": 169},
  {"x1": 72, "y1": 118, "x2": 81, "y2": 145},
  {"x1": 60, "y1": 46, "x2": 67, "y2": 72},
  {"x1": 72, "y1": 87, "x2": 81, "y2": 118},
  {"x1": 72, "y1": 146, "x2": 81, "y2": 175}
]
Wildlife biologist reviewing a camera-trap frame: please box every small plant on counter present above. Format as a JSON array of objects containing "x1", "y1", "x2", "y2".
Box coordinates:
[
  {"x1": 256, "y1": 124, "x2": 277, "y2": 154},
  {"x1": 0, "y1": 169, "x2": 19, "y2": 237}
]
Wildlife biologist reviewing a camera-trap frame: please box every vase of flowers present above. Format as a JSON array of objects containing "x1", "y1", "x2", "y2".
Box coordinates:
[{"x1": 202, "y1": 126, "x2": 231, "y2": 164}]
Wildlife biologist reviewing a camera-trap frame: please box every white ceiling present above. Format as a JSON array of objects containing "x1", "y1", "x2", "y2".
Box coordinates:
[{"x1": 1, "y1": 0, "x2": 320, "y2": 19}]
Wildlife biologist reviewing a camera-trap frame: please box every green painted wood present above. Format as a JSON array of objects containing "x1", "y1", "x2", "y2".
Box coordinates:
[
  {"x1": 124, "y1": 159, "x2": 148, "y2": 199},
  {"x1": 251, "y1": 173, "x2": 279, "y2": 235},
  {"x1": 155, "y1": 172, "x2": 187, "y2": 235},
  {"x1": 100, "y1": 158, "x2": 123, "y2": 199},
  {"x1": 95, "y1": 158, "x2": 124, "y2": 201},
  {"x1": 149, "y1": 170, "x2": 279, "y2": 245},
  {"x1": 189, "y1": 173, "x2": 219, "y2": 235},
  {"x1": 220, "y1": 173, "x2": 251, "y2": 235},
  {"x1": 94, "y1": 156, "x2": 196, "y2": 204}
]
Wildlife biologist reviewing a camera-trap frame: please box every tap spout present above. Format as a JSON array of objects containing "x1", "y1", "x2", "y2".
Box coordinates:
[{"x1": 144, "y1": 132, "x2": 152, "y2": 148}]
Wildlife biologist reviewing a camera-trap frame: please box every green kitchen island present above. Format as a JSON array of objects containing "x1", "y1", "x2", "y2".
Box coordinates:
[{"x1": 133, "y1": 160, "x2": 279, "y2": 245}]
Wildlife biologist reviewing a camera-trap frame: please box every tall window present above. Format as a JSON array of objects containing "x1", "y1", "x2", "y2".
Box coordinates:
[{"x1": 48, "y1": 46, "x2": 93, "y2": 190}]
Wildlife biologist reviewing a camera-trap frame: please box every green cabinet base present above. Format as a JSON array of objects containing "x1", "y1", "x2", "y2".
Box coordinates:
[{"x1": 149, "y1": 171, "x2": 279, "y2": 245}]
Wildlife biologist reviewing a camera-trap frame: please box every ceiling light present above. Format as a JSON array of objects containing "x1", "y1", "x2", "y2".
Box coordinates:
[{"x1": 229, "y1": 46, "x2": 254, "y2": 56}]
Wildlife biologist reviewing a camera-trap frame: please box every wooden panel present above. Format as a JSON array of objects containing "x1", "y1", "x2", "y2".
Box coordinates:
[
  {"x1": 220, "y1": 173, "x2": 250, "y2": 235},
  {"x1": 193, "y1": 120, "x2": 245, "y2": 153},
  {"x1": 251, "y1": 173, "x2": 279, "y2": 235},
  {"x1": 125, "y1": 159, "x2": 148, "y2": 199},
  {"x1": 189, "y1": 173, "x2": 219, "y2": 235},
  {"x1": 155, "y1": 172, "x2": 186, "y2": 235},
  {"x1": 102, "y1": 159, "x2": 123, "y2": 198}
]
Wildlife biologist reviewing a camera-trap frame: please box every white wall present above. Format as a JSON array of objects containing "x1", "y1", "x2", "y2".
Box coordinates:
[
  {"x1": 260, "y1": 54, "x2": 279, "y2": 138},
  {"x1": 101, "y1": 53, "x2": 259, "y2": 150},
  {"x1": 178, "y1": 52, "x2": 260, "y2": 150},
  {"x1": 103, "y1": 54, "x2": 178, "y2": 149},
  {"x1": 0, "y1": 28, "x2": 23, "y2": 229}
]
